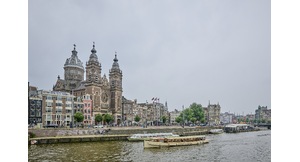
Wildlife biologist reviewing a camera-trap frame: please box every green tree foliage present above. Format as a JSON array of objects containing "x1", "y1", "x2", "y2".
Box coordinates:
[
  {"x1": 161, "y1": 116, "x2": 167, "y2": 124},
  {"x1": 189, "y1": 103, "x2": 205, "y2": 122},
  {"x1": 74, "y1": 112, "x2": 84, "y2": 123},
  {"x1": 103, "y1": 114, "x2": 114, "y2": 124},
  {"x1": 134, "y1": 115, "x2": 141, "y2": 123},
  {"x1": 95, "y1": 114, "x2": 103, "y2": 124},
  {"x1": 175, "y1": 116, "x2": 182, "y2": 123},
  {"x1": 178, "y1": 103, "x2": 205, "y2": 124},
  {"x1": 246, "y1": 118, "x2": 249, "y2": 123}
]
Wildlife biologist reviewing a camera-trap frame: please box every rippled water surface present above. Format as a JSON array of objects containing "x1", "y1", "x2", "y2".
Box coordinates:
[{"x1": 28, "y1": 130, "x2": 271, "y2": 162}]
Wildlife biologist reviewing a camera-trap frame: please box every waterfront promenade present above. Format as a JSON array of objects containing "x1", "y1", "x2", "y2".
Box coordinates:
[{"x1": 28, "y1": 126, "x2": 215, "y2": 144}]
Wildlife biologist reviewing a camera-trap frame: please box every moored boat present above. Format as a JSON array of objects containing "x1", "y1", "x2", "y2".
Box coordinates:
[
  {"x1": 224, "y1": 124, "x2": 258, "y2": 133},
  {"x1": 127, "y1": 133, "x2": 179, "y2": 142},
  {"x1": 144, "y1": 135, "x2": 209, "y2": 148},
  {"x1": 209, "y1": 129, "x2": 224, "y2": 134}
]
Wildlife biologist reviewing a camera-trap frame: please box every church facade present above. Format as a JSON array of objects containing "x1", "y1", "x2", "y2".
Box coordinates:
[{"x1": 53, "y1": 43, "x2": 123, "y2": 124}]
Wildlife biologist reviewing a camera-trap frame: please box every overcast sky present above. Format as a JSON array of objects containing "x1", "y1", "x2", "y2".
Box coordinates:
[{"x1": 28, "y1": 0, "x2": 270, "y2": 114}]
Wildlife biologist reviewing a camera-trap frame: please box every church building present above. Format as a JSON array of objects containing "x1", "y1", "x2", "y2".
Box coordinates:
[{"x1": 53, "y1": 43, "x2": 123, "y2": 124}]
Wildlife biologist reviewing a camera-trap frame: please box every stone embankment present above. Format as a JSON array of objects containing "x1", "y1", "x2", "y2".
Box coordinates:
[{"x1": 28, "y1": 126, "x2": 221, "y2": 145}]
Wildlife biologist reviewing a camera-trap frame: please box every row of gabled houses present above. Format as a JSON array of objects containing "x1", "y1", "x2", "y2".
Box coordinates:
[{"x1": 29, "y1": 84, "x2": 170, "y2": 127}]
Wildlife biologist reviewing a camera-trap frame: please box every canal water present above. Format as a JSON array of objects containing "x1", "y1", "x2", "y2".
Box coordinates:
[{"x1": 28, "y1": 130, "x2": 271, "y2": 162}]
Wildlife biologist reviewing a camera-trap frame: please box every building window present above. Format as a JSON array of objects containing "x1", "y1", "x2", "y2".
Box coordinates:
[
  {"x1": 56, "y1": 103, "x2": 62, "y2": 107},
  {"x1": 56, "y1": 108, "x2": 62, "y2": 113},
  {"x1": 57, "y1": 95, "x2": 62, "y2": 101},
  {"x1": 36, "y1": 109, "x2": 41, "y2": 117},
  {"x1": 46, "y1": 102, "x2": 52, "y2": 107},
  {"x1": 46, "y1": 108, "x2": 52, "y2": 112},
  {"x1": 46, "y1": 95, "x2": 52, "y2": 100},
  {"x1": 30, "y1": 109, "x2": 35, "y2": 117}
]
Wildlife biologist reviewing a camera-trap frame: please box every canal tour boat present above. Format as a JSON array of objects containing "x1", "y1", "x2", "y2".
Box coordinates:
[
  {"x1": 209, "y1": 129, "x2": 224, "y2": 134},
  {"x1": 127, "y1": 133, "x2": 179, "y2": 142},
  {"x1": 143, "y1": 135, "x2": 209, "y2": 148},
  {"x1": 224, "y1": 124, "x2": 258, "y2": 133}
]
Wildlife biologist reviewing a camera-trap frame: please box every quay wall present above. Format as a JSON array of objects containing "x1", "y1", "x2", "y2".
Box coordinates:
[
  {"x1": 28, "y1": 126, "x2": 223, "y2": 145},
  {"x1": 28, "y1": 126, "x2": 218, "y2": 138}
]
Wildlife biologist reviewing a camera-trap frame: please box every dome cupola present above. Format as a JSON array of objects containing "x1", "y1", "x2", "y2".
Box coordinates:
[{"x1": 64, "y1": 44, "x2": 84, "y2": 70}]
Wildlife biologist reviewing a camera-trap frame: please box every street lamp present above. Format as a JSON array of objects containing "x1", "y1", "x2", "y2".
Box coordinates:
[
  {"x1": 182, "y1": 105, "x2": 184, "y2": 128},
  {"x1": 122, "y1": 97, "x2": 124, "y2": 126},
  {"x1": 145, "y1": 100, "x2": 148, "y2": 128},
  {"x1": 71, "y1": 89, "x2": 74, "y2": 128}
]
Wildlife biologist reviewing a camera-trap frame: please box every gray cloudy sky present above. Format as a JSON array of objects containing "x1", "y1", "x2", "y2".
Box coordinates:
[{"x1": 28, "y1": 0, "x2": 270, "y2": 114}]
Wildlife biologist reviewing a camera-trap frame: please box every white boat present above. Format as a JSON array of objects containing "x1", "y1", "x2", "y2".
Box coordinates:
[
  {"x1": 144, "y1": 135, "x2": 209, "y2": 148},
  {"x1": 209, "y1": 129, "x2": 224, "y2": 134},
  {"x1": 127, "y1": 133, "x2": 179, "y2": 141}
]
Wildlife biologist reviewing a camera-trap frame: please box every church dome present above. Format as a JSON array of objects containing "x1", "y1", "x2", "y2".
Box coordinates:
[{"x1": 64, "y1": 44, "x2": 84, "y2": 70}]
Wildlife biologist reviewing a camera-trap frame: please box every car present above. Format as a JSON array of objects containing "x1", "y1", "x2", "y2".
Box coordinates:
[{"x1": 93, "y1": 125, "x2": 104, "y2": 128}]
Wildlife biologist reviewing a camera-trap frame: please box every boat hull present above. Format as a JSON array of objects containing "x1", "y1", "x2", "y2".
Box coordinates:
[{"x1": 144, "y1": 139, "x2": 209, "y2": 148}]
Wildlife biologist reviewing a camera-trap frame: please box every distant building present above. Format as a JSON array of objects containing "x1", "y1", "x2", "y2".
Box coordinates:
[
  {"x1": 170, "y1": 109, "x2": 181, "y2": 125},
  {"x1": 41, "y1": 90, "x2": 75, "y2": 127},
  {"x1": 203, "y1": 102, "x2": 221, "y2": 125},
  {"x1": 220, "y1": 112, "x2": 234, "y2": 124},
  {"x1": 255, "y1": 105, "x2": 271, "y2": 122},
  {"x1": 28, "y1": 87, "x2": 43, "y2": 125},
  {"x1": 82, "y1": 94, "x2": 93, "y2": 125}
]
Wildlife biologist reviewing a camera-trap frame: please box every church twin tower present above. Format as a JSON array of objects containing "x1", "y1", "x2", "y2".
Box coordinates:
[{"x1": 53, "y1": 43, "x2": 123, "y2": 122}]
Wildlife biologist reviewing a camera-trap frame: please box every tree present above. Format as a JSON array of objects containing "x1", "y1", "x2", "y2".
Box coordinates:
[
  {"x1": 134, "y1": 115, "x2": 141, "y2": 123},
  {"x1": 74, "y1": 112, "x2": 84, "y2": 127},
  {"x1": 103, "y1": 114, "x2": 114, "y2": 125},
  {"x1": 189, "y1": 103, "x2": 205, "y2": 123},
  {"x1": 161, "y1": 116, "x2": 167, "y2": 124},
  {"x1": 191, "y1": 117, "x2": 196, "y2": 123},
  {"x1": 175, "y1": 116, "x2": 182, "y2": 123},
  {"x1": 179, "y1": 103, "x2": 205, "y2": 124},
  {"x1": 74, "y1": 112, "x2": 84, "y2": 123},
  {"x1": 95, "y1": 114, "x2": 103, "y2": 125}
]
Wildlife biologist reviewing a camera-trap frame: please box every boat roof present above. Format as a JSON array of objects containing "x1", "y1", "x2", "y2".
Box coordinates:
[
  {"x1": 131, "y1": 133, "x2": 174, "y2": 136},
  {"x1": 225, "y1": 124, "x2": 249, "y2": 128},
  {"x1": 152, "y1": 135, "x2": 205, "y2": 140}
]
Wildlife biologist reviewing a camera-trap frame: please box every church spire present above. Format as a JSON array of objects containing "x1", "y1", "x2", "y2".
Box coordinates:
[
  {"x1": 71, "y1": 43, "x2": 78, "y2": 56},
  {"x1": 114, "y1": 51, "x2": 118, "y2": 62},
  {"x1": 91, "y1": 41, "x2": 97, "y2": 53}
]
